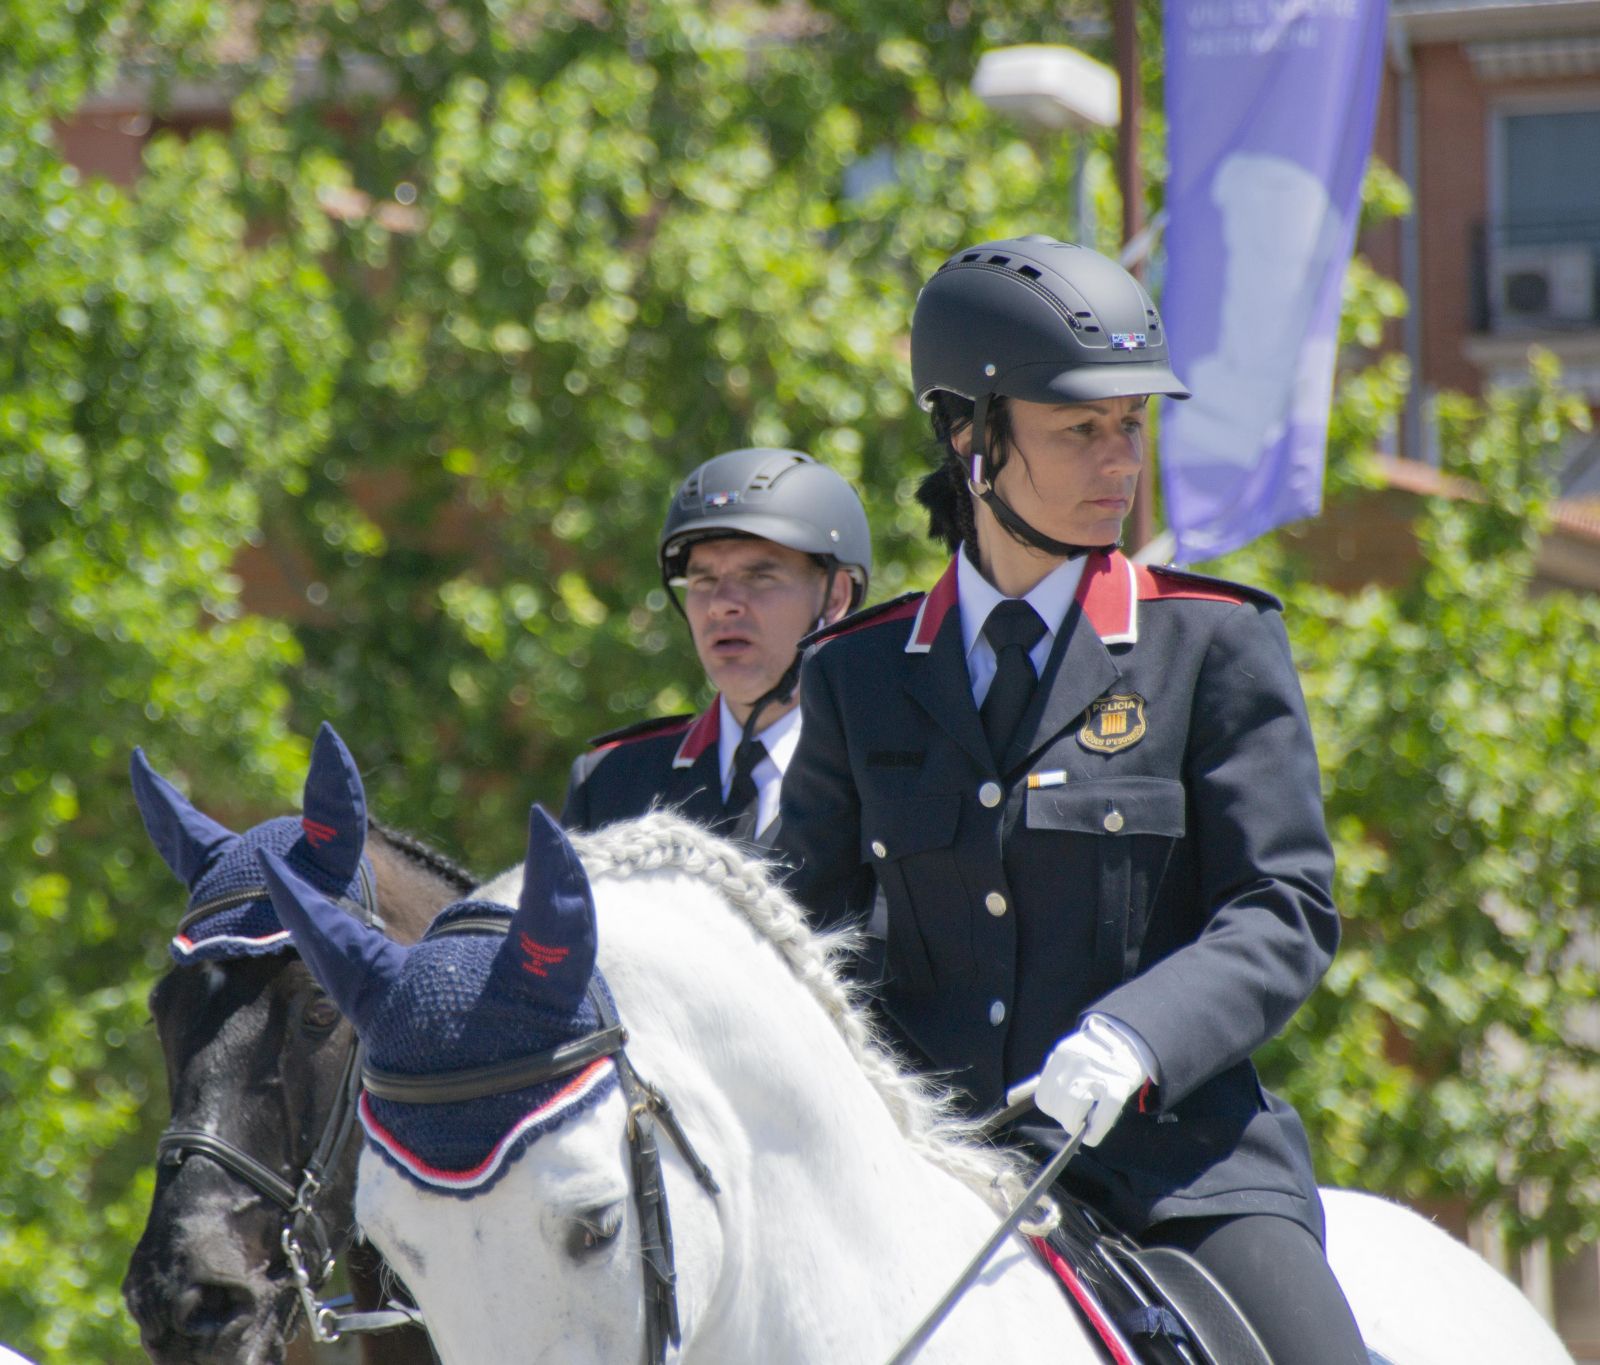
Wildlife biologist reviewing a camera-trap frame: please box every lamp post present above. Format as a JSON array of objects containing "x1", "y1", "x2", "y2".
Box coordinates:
[
  {"x1": 971, "y1": 45, "x2": 1118, "y2": 247},
  {"x1": 972, "y1": 29, "x2": 1158, "y2": 554}
]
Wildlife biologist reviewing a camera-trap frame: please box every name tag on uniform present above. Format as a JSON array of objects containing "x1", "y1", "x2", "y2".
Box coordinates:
[{"x1": 1078, "y1": 693, "x2": 1147, "y2": 754}]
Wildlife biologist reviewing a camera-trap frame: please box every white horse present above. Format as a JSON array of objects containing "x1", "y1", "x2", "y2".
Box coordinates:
[{"x1": 260, "y1": 807, "x2": 1571, "y2": 1365}]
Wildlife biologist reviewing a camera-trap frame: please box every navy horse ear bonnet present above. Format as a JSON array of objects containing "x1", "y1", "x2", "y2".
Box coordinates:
[
  {"x1": 258, "y1": 803, "x2": 619, "y2": 1197},
  {"x1": 131, "y1": 723, "x2": 374, "y2": 963}
]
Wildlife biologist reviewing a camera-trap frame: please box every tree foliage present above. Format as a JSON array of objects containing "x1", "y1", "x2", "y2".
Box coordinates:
[
  {"x1": 2, "y1": 2, "x2": 1116, "y2": 1357},
  {"x1": 226, "y1": 0, "x2": 1126, "y2": 868},
  {"x1": 0, "y1": 3, "x2": 342, "y2": 1356},
  {"x1": 1261, "y1": 357, "x2": 1600, "y2": 1252}
]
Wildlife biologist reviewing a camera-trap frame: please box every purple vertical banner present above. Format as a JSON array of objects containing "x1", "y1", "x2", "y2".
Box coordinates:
[{"x1": 1159, "y1": 0, "x2": 1387, "y2": 563}]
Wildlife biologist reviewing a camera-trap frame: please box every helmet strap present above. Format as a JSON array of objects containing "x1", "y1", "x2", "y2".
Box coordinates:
[
  {"x1": 965, "y1": 392, "x2": 1104, "y2": 561},
  {"x1": 732, "y1": 564, "x2": 835, "y2": 745},
  {"x1": 966, "y1": 393, "x2": 995, "y2": 495},
  {"x1": 740, "y1": 653, "x2": 802, "y2": 747}
]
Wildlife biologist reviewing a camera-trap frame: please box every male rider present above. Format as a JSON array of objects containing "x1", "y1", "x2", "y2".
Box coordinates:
[{"x1": 562, "y1": 448, "x2": 871, "y2": 848}]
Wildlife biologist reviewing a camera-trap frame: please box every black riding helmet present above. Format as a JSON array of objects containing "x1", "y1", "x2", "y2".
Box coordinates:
[
  {"x1": 911, "y1": 235, "x2": 1190, "y2": 558},
  {"x1": 659, "y1": 448, "x2": 871, "y2": 612}
]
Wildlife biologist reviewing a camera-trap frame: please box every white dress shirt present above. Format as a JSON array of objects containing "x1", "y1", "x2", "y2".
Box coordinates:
[
  {"x1": 717, "y1": 698, "x2": 800, "y2": 838},
  {"x1": 957, "y1": 548, "x2": 1086, "y2": 706}
]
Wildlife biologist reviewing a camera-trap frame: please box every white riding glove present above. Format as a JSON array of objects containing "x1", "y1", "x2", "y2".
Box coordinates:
[{"x1": 1033, "y1": 1014, "x2": 1153, "y2": 1148}]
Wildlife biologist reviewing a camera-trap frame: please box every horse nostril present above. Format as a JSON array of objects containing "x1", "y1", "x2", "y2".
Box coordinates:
[{"x1": 172, "y1": 1280, "x2": 253, "y2": 1341}]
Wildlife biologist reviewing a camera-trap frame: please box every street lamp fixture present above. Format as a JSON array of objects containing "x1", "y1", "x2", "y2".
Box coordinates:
[{"x1": 971, "y1": 44, "x2": 1119, "y2": 132}]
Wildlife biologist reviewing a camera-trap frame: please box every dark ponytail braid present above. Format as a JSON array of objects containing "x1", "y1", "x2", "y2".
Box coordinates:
[{"x1": 914, "y1": 391, "x2": 1013, "y2": 554}]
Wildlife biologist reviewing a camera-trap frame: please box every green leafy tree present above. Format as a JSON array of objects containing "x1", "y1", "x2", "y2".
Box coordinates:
[
  {"x1": 0, "y1": 6, "x2": 345, "y2": 1356},
  {"x1": 1263, "y1": 357, "x2": 1600, "y2": 1252},
  {"x1": 4, "y1": 2, "x2": 1117, "y2": 1356},
  {"x1": 1206, "y1": 165, "x2": 1600, "y2": 1251},
  {"x1": 219, "y1": 0, "x2": 1124, "y2": 870}
]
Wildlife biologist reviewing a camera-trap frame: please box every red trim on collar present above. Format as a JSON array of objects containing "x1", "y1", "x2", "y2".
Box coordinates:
[
  {"x1": 1074, "y1": 551, "x2": 1137, "y2": 643},
  {"x1": 1075, "y1": 553, "x2": 1256, "y2": 644},
  {"x1": 905, "y1": 558, "x2": 960, "y2": 654},
  {"x1": 671, "y1": 703, "x2": 721, "y2": 769}
]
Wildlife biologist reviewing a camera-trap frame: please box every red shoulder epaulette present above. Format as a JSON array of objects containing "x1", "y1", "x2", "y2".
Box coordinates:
[
  {"x1": 586, "y1": 713, "x2": 696, "y2": 751},
  {"x1": 799, "y1": 591, "x2": 924, "y2": 650},
  {"x1": 1142, "y1": 563, "x2": 1282, "y2": 611}
]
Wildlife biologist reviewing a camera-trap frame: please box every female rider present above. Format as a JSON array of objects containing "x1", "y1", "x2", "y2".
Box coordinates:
[{"x1": 778, "y1": 235, "x2": 1368, "y2": 1363}]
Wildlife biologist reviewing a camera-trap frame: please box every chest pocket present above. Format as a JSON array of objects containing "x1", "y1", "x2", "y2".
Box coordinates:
[
  {"x1": 1025, "y1": 777, "x2": 1186, "y2": 988},
  {"x1": 860, "y1": 794, "x2": 964, "y2": 996}
]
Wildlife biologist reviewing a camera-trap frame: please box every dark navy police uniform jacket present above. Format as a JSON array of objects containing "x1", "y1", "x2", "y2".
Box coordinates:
[
  {"x1": 562, "y1": 705, "x2": 724, "y2": 833},
  {"x1": 777, "y1": 549, "x2": 1337, "y2": 1239}
]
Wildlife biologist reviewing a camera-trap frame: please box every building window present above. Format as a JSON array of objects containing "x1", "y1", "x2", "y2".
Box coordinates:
[{"x1": 1486, "y1": 106, "x2": 1600, "y2": 331}]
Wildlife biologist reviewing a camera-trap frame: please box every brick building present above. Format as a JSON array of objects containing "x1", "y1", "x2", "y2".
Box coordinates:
[{"x1": 1345, "y1": 0, "x2": 1600, "y2": 601}]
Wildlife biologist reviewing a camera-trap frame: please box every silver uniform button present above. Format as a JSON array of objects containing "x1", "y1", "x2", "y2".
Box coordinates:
[
  {"x1": 989, "y1": 1000, "x2": 1006, "y2": 1026},
  {"x1": 979, "y1": 781, "x2": 1003, "y2": 808},
  {"x1": 985, "y1": 891, "x2": 1007, "y2": 916},
  {"x1": 1103, "y1": 809, "x2": 1125, "y2": 833},
  {"x1": 871, "y1": 839, "x2": 888, "y2": 858}
]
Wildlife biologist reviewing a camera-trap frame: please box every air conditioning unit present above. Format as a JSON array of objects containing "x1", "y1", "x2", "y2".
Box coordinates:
[{"x1": 1494, "y1": 244, "x2": 1596, "y2": 326}]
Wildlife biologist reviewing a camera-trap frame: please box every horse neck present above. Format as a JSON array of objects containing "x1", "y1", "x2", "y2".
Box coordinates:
[
  {"x1": 595, "y1": 870, "x2": 1074, "y2": 1362},
  {"x1": 365, "y1": 823, "x2": 474, "y2": 946}
]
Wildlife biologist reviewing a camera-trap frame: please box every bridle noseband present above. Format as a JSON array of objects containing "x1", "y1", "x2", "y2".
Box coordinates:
[
  {"x1": 362, "y1": 912, "x2": 722, "y2": 1365},
  {"x1": 155, "y1": 864, "x2": 423, "y2": 1343}
]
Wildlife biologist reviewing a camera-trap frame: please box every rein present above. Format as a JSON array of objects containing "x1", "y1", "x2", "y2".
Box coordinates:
[
  {"x1": 389, "y1": 912, "x2": 722, "y2": 1365},
  {"x1": 880, "y1": 1099, "x2": 1092, "y2": 1365},
  {"x1": 156, "y1": 864, "x2": 424, "y2": 1344}
]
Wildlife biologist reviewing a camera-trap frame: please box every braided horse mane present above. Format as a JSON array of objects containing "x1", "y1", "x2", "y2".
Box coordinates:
[{"x1": 567, "y1": 810, "x2": 1029, "y2": 1211}]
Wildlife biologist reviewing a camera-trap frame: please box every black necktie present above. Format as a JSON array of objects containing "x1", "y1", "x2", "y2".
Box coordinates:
[
  {"x1": 980, "y1": 600, "x2": 1047, "y2": 764},
  {"x1": 722, "y1": 738, "x2": 768, "y2": 842}
]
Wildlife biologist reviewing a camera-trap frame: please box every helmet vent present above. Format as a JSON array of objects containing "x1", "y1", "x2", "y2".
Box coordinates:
[
  {"x1": 1016, "y1": 265, "x2": 1042, "y2": 280},
  {"x1": 987, "y1": 254, "x2": 1011, "y2": 265},
  {"x1": 961, "y1": 252, "x2": 982, "y2": 262}
]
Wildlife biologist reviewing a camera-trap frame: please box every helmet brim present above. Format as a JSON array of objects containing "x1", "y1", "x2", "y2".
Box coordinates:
[
  {"x1": 1005, "y1": 359, "x2": 1191, "y2": 404},
  {"x1": 661, "y1": 514, "x2": 866, "y2": 583}
]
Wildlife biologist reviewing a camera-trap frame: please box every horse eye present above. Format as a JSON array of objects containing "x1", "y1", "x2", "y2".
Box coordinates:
[
  {"x1": 566, "y1": 1204, "x2": 624, "y2": 1260},
  {"x1": 300, "y1": 994, "x2": 342, "y2": 1034}
]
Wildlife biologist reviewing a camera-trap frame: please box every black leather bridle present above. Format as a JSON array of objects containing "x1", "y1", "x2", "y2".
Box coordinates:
[
  {"x1": 155, "y1": 864, "x2": 424, "y2": 1343},
  {"x1": 361, "y1": 911, "x2": 722, "y2": 1365}
]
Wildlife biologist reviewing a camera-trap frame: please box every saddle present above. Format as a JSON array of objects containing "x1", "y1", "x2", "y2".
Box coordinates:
[
  {"x1": 1036, "y1": 1197, "x2": 1394, "y2": 1365},
  {"x1": 1037, "y1": 1192, "x2": 1270, "y2": 1365}
]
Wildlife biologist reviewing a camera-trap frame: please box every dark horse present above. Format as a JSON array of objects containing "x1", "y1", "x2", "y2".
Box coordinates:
[{"x1": 122, "y1": 725, "x2": 473, "y2": 1365}]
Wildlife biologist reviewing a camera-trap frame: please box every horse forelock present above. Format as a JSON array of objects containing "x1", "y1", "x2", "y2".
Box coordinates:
[
  {"x1": 366, "y1": 819, "x2": 476, "y2": 944},
  {"x1": 567, "y1": 812, "x2": 1026, "y2": 1210}
]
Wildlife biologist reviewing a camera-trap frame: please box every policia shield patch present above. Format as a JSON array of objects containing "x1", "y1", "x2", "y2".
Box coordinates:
[{"x1": 1078, "y1": 693, "x2": 1147, "y2": 753}]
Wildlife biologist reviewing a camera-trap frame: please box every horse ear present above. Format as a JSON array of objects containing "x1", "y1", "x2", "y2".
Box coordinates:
[
  {"x1": 129, "y1": 748, "x2": 238, "y2": 889},
  {"x1": 257, "y1": 848, "x2": 408, "y2": 1030},
  {"x1": 494, "y1": 806, "x2": 597, "y2": 1011},
  {"x1": 295, "y1": 723, "x2": 368, "y2": 888}
]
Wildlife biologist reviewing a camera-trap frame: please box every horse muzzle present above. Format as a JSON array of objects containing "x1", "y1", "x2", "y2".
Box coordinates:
[{"x1": 123, "y1": 1194, "x2": 295, "y2": 1365}]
